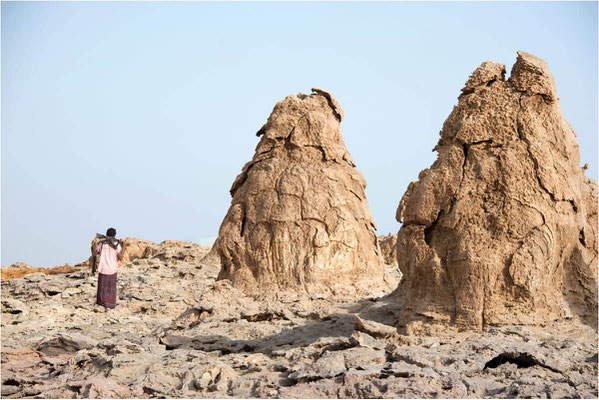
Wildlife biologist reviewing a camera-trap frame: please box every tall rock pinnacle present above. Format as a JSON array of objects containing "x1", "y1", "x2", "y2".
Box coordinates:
[
  {"x1": 215, "y1": 89, "x2": 391, "y2": 298},
  {"x1": 395, "y1": 51, "x2": 598, "y2": 332}
]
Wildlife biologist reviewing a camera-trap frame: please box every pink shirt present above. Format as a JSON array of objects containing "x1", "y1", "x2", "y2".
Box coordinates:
[{"x1": 96, "y1": 243, "x2": 122, "y2": 275}]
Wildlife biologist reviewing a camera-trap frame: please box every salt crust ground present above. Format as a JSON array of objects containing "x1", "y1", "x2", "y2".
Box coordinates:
[{"x1": 1, "y1": 243, "x2": 597, "y2": 398}]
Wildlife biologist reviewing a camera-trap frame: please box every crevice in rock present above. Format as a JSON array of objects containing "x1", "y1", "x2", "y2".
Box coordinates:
[
  {"x1": 240, "y1": 312, "x2": 283, "y2": 322},
  {"x1": 470, "y1": 139, "x2": 493, "y2": 146},
  {"x1": 579, "y1": 229, "x2": 586, "y2": 246},
  {"x1": 289, "y1": 372, "x2": 345, "y2": 385},
  {"x1": 240, "y1": 215, "x2": 246, "y2": 238},
  {"x1": 569, "y1": 200, "x2": 578, "y2": 213},
  {"x1": 379, "y1": 369, "x2": 411, "y2": 379},
  {"x1": 424, "y1": 212, "x2": 441, "y2": 246},
  {"x1": 483, "y1": 352, "x2": 560, "y2": 373},
  {"x1": 481, "y1": 294, "x2": 486, "y2": 330},
  {"x1": 320, "y1": 337, "x2": 359, "y2": 352},
  {"x1": 143, "y1": 386, "x2": 157, "y2": 395},
  {"x1": 303, "y1": 144, "x2": 327, "y2": 161}
]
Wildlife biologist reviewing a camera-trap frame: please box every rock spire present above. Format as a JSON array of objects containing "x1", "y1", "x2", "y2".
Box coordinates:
[
  {"x1": 395, "y1": 51, "x2": 598, "y2": 332},
  {"x1": 215, "y1": 89, "x2": 391, "y2": 298}
]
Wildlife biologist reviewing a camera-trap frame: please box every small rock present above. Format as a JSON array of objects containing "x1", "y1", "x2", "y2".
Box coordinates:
[
  {"x1": 354, "y1": 315, "x2": 396, "y2": 338},
  {"x1": 288, "y1": 351, "x2": 346, "y2": 382},
  {"x1": 1, "y1": 298, "x2": 29, "y2": 316},
  {"x1": 352, "y1": 331, "x2": 385, "y2": 349}
]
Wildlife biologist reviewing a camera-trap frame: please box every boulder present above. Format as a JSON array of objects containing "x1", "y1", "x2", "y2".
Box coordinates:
[
  {"x1": 354, "y1": 315, "x2": 396, "y2": 338},
  {"x1": 288, "y1": 351, "x2": 346, "y2": 382},
  {"x1": 1, "y1": 298, "x2": 29, "y2": 316},
  {"x1": 119, "y1": 237, "x2": 159, "y2": 264},
  {"x1": 394, "y1": 51, "x2": 598, "y2": 332},
  {"x1": 215, "y1": 89, "x2": 391, "y2": 298}
]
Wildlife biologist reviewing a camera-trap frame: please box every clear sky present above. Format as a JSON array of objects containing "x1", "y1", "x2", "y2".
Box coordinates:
[{"x1": 2, "y1": 1, "x2": 597, "y2": 268}]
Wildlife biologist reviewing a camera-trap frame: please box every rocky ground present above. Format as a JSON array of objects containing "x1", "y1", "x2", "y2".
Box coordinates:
[{"x1": 2, "y1": 242, "x2": 597, "y2": 399}]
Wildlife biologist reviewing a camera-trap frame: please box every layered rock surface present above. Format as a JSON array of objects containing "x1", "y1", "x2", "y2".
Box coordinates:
[
  {"x1": 215, "y1": 89, "x2": 392, "y2": 298},
  {"x1": 395, "y1": 51, "x2": 598, "y2": 332},
  {"x1": 2, "y1": 242, "x2": 597, "y2": 398}
]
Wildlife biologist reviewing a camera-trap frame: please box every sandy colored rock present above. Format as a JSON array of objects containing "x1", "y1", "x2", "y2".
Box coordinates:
[
  {"x1": 119, "y1": 237, "x2": 159, "y2": 264},
  {"x1": 378, "y1": 233, "x2": 399, "y2": 267},
  {"x1": 215, "y1": 89, "x2": 390, "y2": 298},
  {"x1": 354, "y1": 315, "x2": 396, "y2": 338},
  {"x1": 200, "y1": 244, "x2": 221, "y2": 267},
  {"x1": 1, "y1": 262, "x2": 42, "y2": 280},
  {"x1": 394, "y1": 51, "x2": 598, "y2": 332}
]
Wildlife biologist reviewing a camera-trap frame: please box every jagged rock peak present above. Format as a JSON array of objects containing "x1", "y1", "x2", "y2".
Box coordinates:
[
  {"x1": 509, "y1": 50, "x2": 558, "y2": 101},
  {"x1": 394, "y1": 51, "x2": 598, "y2": 333},
  {"x1": 215, "y1": 89, "x2": 392, "y2": 298},
  {"x1": 461, "y1": 61, "x2": 506, "y2": 95}
]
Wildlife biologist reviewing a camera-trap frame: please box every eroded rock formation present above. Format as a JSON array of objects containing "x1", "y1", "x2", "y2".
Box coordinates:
[
  {"x1": 378, "y1": 233, "x2": 399, "y2": 267},
  {"x1": 395, "y1": 51, "x2": 598, "y2": 332},
  {"x1": 215, "y1": 89, "x2": 391, "y2": 298}
]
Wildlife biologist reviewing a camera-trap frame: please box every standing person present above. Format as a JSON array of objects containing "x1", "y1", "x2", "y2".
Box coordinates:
[{"x1": 95, "y1": 228, "x2": 125, "y2": 311}]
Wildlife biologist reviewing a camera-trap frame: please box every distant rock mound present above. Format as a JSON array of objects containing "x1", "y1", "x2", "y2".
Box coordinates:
[
  {"x1": 378, "y1": 233, "x2": 398, "y2": 267},
  {"x1": 2, "y1": 238, "x2": 208, "y2": 281},
  {"x1": 119, "y1": 237, "x2": 159, "y2": 264},
  {"x1": 394, "y1": 51, "x2": 598, "y2": 332},
  {"x1": 149, "y1": 240, "x2": 210, "y2": 263},
  {"x1": 2, "y1": 262, "x2": 43, "y2": 280},
  {"x1": 1, "y1": 262, "x2": 86, "y2": 280},
  {"x1": 215, "y1": 89, "x2": 391, "y2": 298}
]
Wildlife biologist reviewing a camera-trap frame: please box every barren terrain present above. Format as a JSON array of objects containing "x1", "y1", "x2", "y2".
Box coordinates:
[{"x1": 1, "y1": 242, "x2": 597, "y2": 398}]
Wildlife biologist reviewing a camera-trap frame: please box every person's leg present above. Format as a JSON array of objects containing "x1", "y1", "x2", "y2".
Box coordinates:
[{"x1": 96, "y1": 273, "x2": 102, "y2": 307}]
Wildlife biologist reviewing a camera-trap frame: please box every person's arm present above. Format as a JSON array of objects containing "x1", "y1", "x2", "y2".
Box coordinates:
[{"x1": 90, "y1": 242, "x2": 98, "y2": 274}]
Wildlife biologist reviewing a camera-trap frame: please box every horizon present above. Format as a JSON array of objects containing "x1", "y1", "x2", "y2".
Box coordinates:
[{"x1": 2, "y1": 1, "x2": 597, "y2": 268}]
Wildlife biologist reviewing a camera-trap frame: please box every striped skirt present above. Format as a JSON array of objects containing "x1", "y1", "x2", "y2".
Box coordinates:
[{"x1": 96, "y1": 272, "x2": 117, "y2": 308}]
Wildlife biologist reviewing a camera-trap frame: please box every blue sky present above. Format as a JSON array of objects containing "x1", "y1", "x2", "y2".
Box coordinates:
[{"x1": 2, "y1": 1, "x2": 597, "y2": 267}]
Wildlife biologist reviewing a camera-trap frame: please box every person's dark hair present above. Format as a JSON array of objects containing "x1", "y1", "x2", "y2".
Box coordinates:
[{"x1": 106, "y1": 228, "x2": 117, "y2": 238}]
